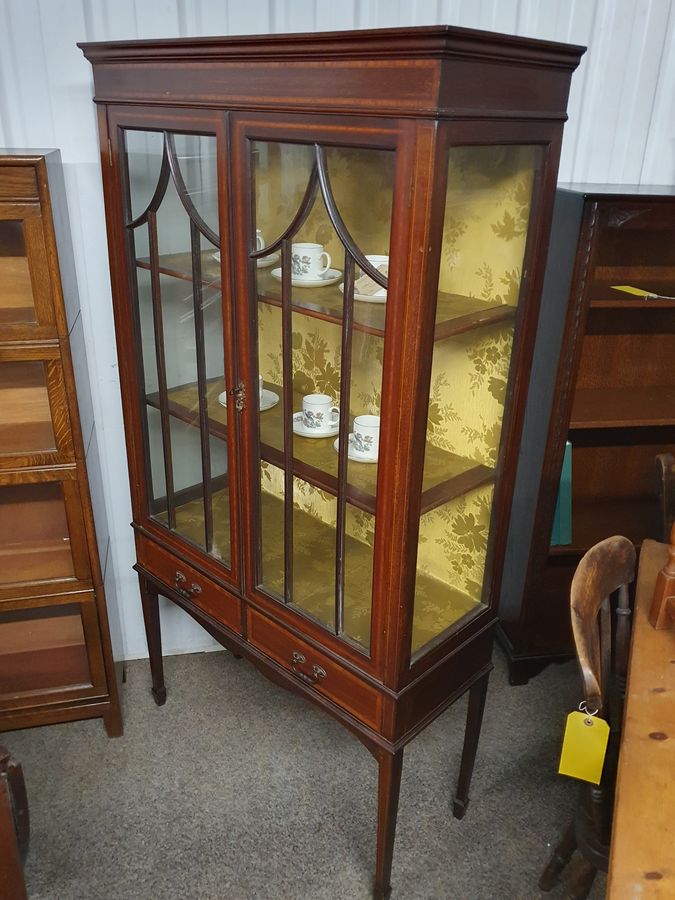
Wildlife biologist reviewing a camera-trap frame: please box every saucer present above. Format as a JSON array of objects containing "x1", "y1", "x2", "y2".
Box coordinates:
[
  {"x1": 211, "y1": 251, "x2": 280, "y2": 269},
  {"x1": 339, "y1": 283, "x2": 387, "y2": 304},
  {"x1": 292, "y1": 412, "x2": 340, "y2": 438},
  {"x1": 270, "y1": 267, "x2": 342, "y2": 288},
  {"x1": 218, "y1": 388, "x2": 279, "y2": 411},
  {"x1": 333, "y1": 434, "x2": 378, "y2": 463}
]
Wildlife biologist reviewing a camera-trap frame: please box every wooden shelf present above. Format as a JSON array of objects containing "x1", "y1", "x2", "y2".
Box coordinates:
[
  {"x1": 146, "y1": 378, "x2": 494, "y2": 515},
  {"x1": 570, "y1": 386, "x2": 675, "y2": 430},
  {"x1": 0, "y1": 538, "x2": 75, "y2": 585},
  {"x1": 137, "y1": 251, "x2": 516, "y2": 342},
  {"x1": 549, "y1": 495, "x2": 660, "y2": 558}
]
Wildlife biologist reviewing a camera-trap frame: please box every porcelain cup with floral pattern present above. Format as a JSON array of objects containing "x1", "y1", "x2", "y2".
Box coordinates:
[
  {"x1": 291, "y1": 243, "x2": 332, "y2": 280},
  {"x1": 302, "y1": 394, "x2": 339, "y2": 432},
  {"x1": 352, "y1": 414, "x2": 380, "y2": 458}
]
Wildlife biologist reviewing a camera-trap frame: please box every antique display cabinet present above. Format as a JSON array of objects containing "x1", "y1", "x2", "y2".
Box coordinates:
[
  {"x1": 0, "y1": 151, "x2": 121, "y2": 736},
  {"x1": 81, "y1": 26, "x2": 583, "y2": 897},
  {"x1": 500, "y1": 185, "x2": 675, "y2": 683}
]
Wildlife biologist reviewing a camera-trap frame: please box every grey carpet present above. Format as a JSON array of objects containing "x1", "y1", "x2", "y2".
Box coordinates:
[{"x1": 5, "y1": 648, "x2": 605, "y2": 899}]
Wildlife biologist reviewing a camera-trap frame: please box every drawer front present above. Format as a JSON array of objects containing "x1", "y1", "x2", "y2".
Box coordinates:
[
  {"x1": 247, "y1": 608, "x2": 382, "y2": 731},
  {"x1": 138, "y1": 536, "x2": 241, "y2": 634}
]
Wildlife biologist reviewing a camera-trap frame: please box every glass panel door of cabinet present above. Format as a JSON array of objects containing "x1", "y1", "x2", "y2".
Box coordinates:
[
  {"x1": 0, "y1": 360, "x2": 55, "y2": 455},
  {"x1": 411, "y1": 144, "x2": 541, "y2": 657},
  {"x1": 123, "y1": 130, "x2": 232, "y2": 565},
  {"x1": 0, "y1": 603, "x2": 92, "y2": 697},
  {"x1": 0, "y1": 481, "x2": 76, "y2": 586},
  {"x1": 0, "y1": 218, "x2": 35, "y2": 324},
  {"x1": 251, "y1": 139, "x2": 395, "y2": 653}
]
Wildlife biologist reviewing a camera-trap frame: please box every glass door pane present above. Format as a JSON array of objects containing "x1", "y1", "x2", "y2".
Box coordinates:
[
  {"x1": 411, "y1": 145, "x2": 540, "y2": 656},
  {"x1": 0, "y1": 603, "x2": 91, "y2": 696},
  {"x1": 252, "y1": 140, "x2": 395, "y2": 653},
  {"x1": 0, "y1": 220, "x2": 35, "y2": 324},
  {"x1": 124, "y1": 130, "x2": 231, "y2": 564},
  {"x1": 0, "y1": 360, "x2": 55, "y2": 455},
  {"x1": 0, "y1": 481, "x2": 75, "y2": 586}
]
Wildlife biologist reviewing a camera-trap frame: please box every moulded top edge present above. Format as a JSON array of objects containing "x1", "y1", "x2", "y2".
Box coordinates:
[
  {"x1": 78, "y1": 24, "x2": 586, "y2": 69},
  {"x1": 558, "y1": 182, "x2": 675, "y2": 199},
  {"x1": 0, "y1": 149, "x2": 59, "y2": 162}
]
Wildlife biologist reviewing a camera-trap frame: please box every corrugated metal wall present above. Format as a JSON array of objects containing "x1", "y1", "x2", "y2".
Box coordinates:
[{"x1": 0, "y1": 0, "x2": 673, "y2": 658}]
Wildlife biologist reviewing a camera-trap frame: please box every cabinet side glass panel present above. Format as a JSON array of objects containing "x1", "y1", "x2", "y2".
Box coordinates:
[
  {"x1": 0, "y1": 482, "x2": 75, "y2": 586},
  {"x1": 252, "y1": 140, "x2": 394, "y2": 652},
  {"x1": 411, "y1": 145, "x2": 539, "y2": 657},
  {"x1": 0, "y1": 220, "x2": 35, "y2": 324},
  {"x1": 0, "y1": 360, "x2": 55, "y2": 454},
  {"x1": 124, "y1": 130, "x2": 230, "y2": 564},
  {"x1": 0, "y1": 604, "x2": 91, "y2": 696}
]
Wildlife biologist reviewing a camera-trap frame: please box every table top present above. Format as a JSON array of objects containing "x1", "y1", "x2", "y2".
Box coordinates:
[{"x1": 608, "y1": 539, "x2": 675, "y2": 898}]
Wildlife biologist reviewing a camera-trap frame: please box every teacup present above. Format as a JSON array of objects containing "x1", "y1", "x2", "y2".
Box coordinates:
[
  {"x1": 292, "y1": 243, "x2": 332, "y2": 281},
  {"x1": 352, "y1": 414, "x2": 380, "y2": 458},
  {"x1": 302, "y1": 394, "x2": 339, "y2": 433}
]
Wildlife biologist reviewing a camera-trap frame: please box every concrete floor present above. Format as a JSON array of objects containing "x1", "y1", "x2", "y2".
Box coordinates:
[{"x1": 5, "y1": 648, "x2": 605, "y2": 899}]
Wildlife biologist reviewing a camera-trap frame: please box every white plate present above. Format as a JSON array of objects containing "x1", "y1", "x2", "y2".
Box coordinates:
[
  {"x1": 218, "y1": 388, "x2": 279, "y2": 411},
  {"x1": 270, "y1": 267, "x2": 342, "y2": 288},
  {"x1": 292, "y1": 411, "x2": 340, "y2": 438},
  {"x1": 338, "y1": 283, "x2": 387, "y2": 304},
  {"x1": 211, "y1": 251, "x2": 280, "y2": 270},
  {"x1": 333, "y1": 434, "x2": 378, "y2": 463}
]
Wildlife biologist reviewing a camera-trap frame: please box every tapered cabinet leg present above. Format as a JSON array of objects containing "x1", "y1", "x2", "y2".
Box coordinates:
[
  {"x1": 453, "y1": 670, "x2": 490, "y2": 820},
  {"x1": 102, "y1": 706, "x2": 123, "y2": 737},
  {"x1": 373, "y1": 748, "x2": 404, "y2": 900},
  {"x1": 139, "y1": 576, "x2": 166, "y2": 706}
]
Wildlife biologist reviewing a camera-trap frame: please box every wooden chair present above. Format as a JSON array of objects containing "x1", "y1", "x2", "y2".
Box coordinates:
[
  {"x1": 539, "y1": 535, "x2": 636, "y2": 899},
  {"x1": 0, "y1": 746, "x2": 29, "y2": 900}
]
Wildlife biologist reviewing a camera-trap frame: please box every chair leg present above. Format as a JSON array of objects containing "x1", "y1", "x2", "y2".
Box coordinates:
[
  {"x1": 453, "y1": 670, "x2": 490, "y2": 820},
  {"x1": 373, "y1": 748, "x2": 404, "y2": 900},
  {"x1": 139, "y1": 575, "x2": 166, "y2": 706},
  {"x1": 539, "y1": 820, "x2": 576, "y2": 891},
  {"x1": 564, "y1": 852, "x2": 597, "y2": 900}
]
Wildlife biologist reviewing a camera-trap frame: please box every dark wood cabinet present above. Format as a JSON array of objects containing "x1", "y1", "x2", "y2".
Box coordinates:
[
  {"x1": 81, "y1": 25, "x2": 583, "y2": 897},
  {"x1": 499, "y1": 185, "x2": 675, "y2": 684},
  {"x1": 0, "y1": 151, "x2": 121, "y2": 735}
]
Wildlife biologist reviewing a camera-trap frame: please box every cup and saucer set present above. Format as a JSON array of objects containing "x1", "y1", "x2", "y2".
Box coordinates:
[
  {"x1": 218, "y1": 375, "x2": 279, "y2": 412},
  {"x1": 213, "y1": 229, "x2": 280, "y2": 270},
  {"x1": 268, "y1": 242, "x2": 389, "y2": 304},
  {"x1": 292, "y1": 394, "x2": 380, "y2": 464}
]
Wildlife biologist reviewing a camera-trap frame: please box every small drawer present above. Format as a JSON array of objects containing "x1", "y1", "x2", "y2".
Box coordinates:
[
  {"x1": 138, "y1": 536, "x2": 241, "y2": 634},
  {"x1": 247, "y1": 608, "x2": 382, "y2": 731}
]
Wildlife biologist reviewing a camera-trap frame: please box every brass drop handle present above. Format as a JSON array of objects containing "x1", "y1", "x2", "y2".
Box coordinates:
[
  {"x1": 291, "y1": 651, "x2": 327, "y2": 686},
  {"x1": 174, "y1": 571, "x2": 202, "y2": 600}
]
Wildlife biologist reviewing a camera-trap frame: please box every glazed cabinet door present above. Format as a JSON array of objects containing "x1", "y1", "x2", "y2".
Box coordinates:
[
  {"x1": 232, "y1": 115, "x2": 409, "y2": 674},
  {"x1": 0, "y1": 201, "x2": 57, "y2": 341},
  {"x1": 109, "y1": 109, "x2": 240, "y2": 589},
  {"x1": 0, "y1": 592, "x2": 108, "y2": 715}
]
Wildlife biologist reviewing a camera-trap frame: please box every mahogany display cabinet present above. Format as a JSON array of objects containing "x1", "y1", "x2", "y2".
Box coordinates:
[
  {"x1": 0, "y1": 151, "x2": 121, "y2": 736},
  {"x1": 81, "y1": 26, "x2": 583, "y2": 897},
  {"x1": 500, "y1": 185, "x2": 675, "y2": 684}
]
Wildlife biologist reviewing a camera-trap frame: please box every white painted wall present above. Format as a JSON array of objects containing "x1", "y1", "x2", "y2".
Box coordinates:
[{"x1": 0, "y1": 0, "x2": 673, "y2": 660}]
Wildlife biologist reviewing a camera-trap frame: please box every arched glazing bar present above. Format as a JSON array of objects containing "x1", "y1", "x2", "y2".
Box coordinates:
[{"x1": 250, "y1": 164, "x2": 319, "y2": 259}]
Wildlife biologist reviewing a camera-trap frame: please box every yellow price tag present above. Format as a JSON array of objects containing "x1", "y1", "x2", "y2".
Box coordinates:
[
  {"x1": 611, "y1": 284, "x2": 653, "y2": 297},
  {"x1": 558, "y1": 710, "x2": 609, "y2": 784}
]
